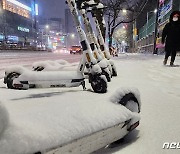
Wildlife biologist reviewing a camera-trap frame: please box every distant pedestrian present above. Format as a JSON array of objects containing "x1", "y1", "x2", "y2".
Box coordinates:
[{"x1": 162, "y1": 11, "x2": 180, "y2": 66}]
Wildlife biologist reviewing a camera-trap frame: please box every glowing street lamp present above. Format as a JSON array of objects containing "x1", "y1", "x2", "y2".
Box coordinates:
[
  {"x1": 122, "y1": 9, "x2": 127, "y2": 14},
  {"x1": 44, "y1": 25, "x2": 50, "y2": 48},
  {"x1": 71, "y1": 33, "x2": 75, "y2": 38},
  {"x1": 45, "y1": 25, "x2": 49, "y2": 29},
  {"x1": 154, "y1": 9, "x2": 157, "y2": 13}
]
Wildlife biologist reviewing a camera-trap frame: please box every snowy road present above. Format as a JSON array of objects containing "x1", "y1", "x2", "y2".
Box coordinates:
[
  {"x1": 0, "y1": 50, "x2": 81, "y2": 78},
  {"x1": 0, "y1": 53, "x2": 180, "y2": 154}
]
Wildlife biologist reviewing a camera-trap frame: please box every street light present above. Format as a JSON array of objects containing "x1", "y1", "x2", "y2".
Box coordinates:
[
  {"x1": 153, "y1": 0, "x2": 160, "y2": 54},
  {"x1": 154, "y1": 9, "x2": 157, "y2": 14},
  {"x1": 122, "y1": 9, "x2": 127, "y2": 14},
  {"x1": 71, "y1": 33, "x2": 75, "y2": 38},
  {"x1": 65, "y1": 33, "x2": 76, "y2": 48},
  {"x1": 122, "y1": 40, "x2": 125, "y2": 44},
  {"x1": 45, "y1": 25, "x2": 50, "y2": 48},
  {"x1": 45, "y1": 25, "x2": 49, "y2": 29}
]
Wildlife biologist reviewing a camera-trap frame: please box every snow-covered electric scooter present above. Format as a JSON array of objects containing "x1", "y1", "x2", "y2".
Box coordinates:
[
  {"x1": 4, "y1": 0, "x2": 108, "y2": 93},
  {"x1": 32, "y1": 1, "x2": 114, "y2": 81},
  {"x1": 77, "y1": 1, "x2": 112, "y2": 82},
  {"x1": 88, "y1": 1, "x2": 118, "y2": 76},
  {"x1": 32, "y1": 1, "x2": 111, "y2": 82},
  {"x1": 0, "y1": 87, "x2": 141, "y2": 154}
]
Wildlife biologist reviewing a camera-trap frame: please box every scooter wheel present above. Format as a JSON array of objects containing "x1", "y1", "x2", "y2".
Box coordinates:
[
  {"x1": 91, "y1": 76, "x2": 107, "y2": 93},
  {"x1": 102, "y1": 70, "x2": 111, "y2": 82},
  {"x1": 7, "y1": 72, "x2": 20, "y2": 89},
  {"x1": 118, "y1": 93, "x2": 140, "y2": 113}
]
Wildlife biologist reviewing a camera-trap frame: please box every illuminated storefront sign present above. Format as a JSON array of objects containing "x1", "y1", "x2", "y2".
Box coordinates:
[
  {"x1": 0, "y1": 35, "x2": 4, "y2": 41},
  {"x1": 35, "y1": 4, "x2": 39, "y2": 16},
  {"x1": 2, "y1": 0, "x2": 31, "y2": 18},
  {"x1": 18, "y1": 26, "x2": 30, "y2": 33},
  {"x1": 158, "y1": 0, "x2": 173, "y2": 19},
  {"x1": 7, "y1": 0, "x2": 32, "y2": 11},
  {"x1": 7, "y1": 36, "x2": 19, "y2": 42}
]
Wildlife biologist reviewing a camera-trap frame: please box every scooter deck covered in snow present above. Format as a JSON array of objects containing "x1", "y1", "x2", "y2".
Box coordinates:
[
  {"x1": 4, "y1": 66, "x2": 85, "y2": 90},
  {"x1": 0, "y1": 87, "x2": 141, "y2": 154},
  {"x1": 45, "y1": 120, "x2": 139, "y2": 154}
]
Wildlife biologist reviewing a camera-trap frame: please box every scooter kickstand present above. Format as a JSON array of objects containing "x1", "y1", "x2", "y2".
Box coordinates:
[{"x1": 81, "y1": 81, "x2": 86, "y2": 90}]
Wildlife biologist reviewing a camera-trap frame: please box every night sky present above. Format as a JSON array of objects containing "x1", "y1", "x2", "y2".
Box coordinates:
[{"x1": 37, "y1": 0, "x2": 66, "y2": 19}]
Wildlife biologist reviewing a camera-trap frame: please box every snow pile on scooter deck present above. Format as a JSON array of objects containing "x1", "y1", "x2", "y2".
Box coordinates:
[
  {"x1": 0, "y1": 101, "x2": 9, "y2": 137},
  {"x1": 5, "y1": 65, "x2": 27, "y2": 75},
  {"x1": 15, "y1": 70, "x2": 84, "y2": 82},
  {"x1": 32, "y1": 60, "x2": 78, "y2": 71},
  {"x1": 32, "y1": 60, "x2": 64, "y2": 71},
  {"x1": 0, "y1": 87, "x2": 140, "y2": 154}
]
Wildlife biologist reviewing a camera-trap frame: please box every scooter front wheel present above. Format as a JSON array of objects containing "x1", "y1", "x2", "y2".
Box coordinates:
[
  {"x1": 90, "y1": 75, "x2": 107, "y2": 93},
  {"x1": 118, "y1": 92, "x2": 140, "y2": 113},
  {"x1": 102, "y1": 69, "x2": 111, "y2": 82},
  {"x1": 7, "y1": 72, "x2": 20, "y2": 89}
]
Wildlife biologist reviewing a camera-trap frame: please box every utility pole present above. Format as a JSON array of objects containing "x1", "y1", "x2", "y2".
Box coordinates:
[
  {"x1": 2, "y1": 9, "x2": 7, "y2": 49},
  {"x1": 133, "y1": 19, "x2": 137, "y2": 52},
  {"x1": 33, "y1": 0, "x2": 37, "y2": 46},
  {"x1": 153, "y1": 0, "x2": 159, "y2": 54}
]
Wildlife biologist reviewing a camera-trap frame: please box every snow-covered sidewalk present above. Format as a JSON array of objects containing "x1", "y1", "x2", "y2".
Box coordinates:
[
  {"x1": 94, "y1": 53, "x2": 180, "y2": 154},
  {"x1": 0, "y1": 53, "x2": 180, "y2": 154}
]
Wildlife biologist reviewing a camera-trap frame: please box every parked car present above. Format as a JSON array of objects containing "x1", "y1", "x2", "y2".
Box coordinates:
[{"x1": 70, "y1": 45, "x2": 82, "y2": 54}]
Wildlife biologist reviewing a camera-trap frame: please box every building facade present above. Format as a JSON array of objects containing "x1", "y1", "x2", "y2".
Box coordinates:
[
  {"x1": 64, "y1": 8, "x2": 80, "y2": 48},
  {"x1": 65, "y1": 8, "x2": 75, "y2": 34},
  {"x1": 136, "y1": 0, "x2": 180, "y2": 53},
  {"x1": 38, "y1": 17, "x2": 65, "y2": 49},
  {"x1": 0, "y1": 0, "x2": 38, "y2": 48}
]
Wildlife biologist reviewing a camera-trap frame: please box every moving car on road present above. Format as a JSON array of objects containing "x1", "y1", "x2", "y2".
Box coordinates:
[{"x1": 70, "y1": 45, "x2": 82, "y2": 54}]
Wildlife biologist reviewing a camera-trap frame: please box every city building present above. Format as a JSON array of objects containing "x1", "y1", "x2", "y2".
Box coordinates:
[
  {"x1": 64, "y1": 8, "x2": 80, "y2": 48},
  {"x1": 65, "y1": 8, "x2": 76, "y2": 34},
  {"x1": 0, "y1": 0, "x2": 38, "y2": 49},
  {"x1": 38, "y1": 17, "x2": 65, "y2": 50},
  {"x1": 48, "y1": 18, "x2": 64, "y2": 33},
  {"x1": 136, "y1": 0, "x2": 180, "y2": 53}
]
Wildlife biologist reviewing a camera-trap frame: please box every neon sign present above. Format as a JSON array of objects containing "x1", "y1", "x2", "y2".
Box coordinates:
[{"x1": 18, "y1": 26, "x2": 30, "y2": 33}]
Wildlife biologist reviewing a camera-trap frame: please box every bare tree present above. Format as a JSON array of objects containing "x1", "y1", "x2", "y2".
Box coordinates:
[{"x1": 102, "y1": 0, "x2": 149, "y2": 48}]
